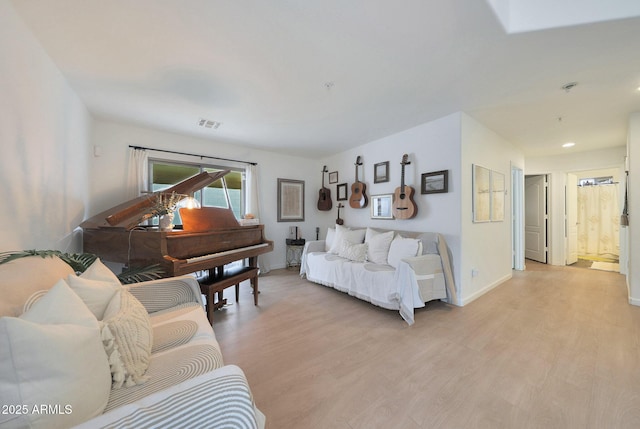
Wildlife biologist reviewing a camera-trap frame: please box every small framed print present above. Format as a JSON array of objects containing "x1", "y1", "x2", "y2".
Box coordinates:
[
  {"x1": 329, "y1": 171, "x2": 338, "y2": 184},
  {"x1": 374, "y1": 161, "x2": 389, "y2": 183},
  {"x1": 336, "y1": 183, "x2": 348, "y2": 201},
  {"x1": 421, "y1": 170, "x2": 448, "y2": 194},
  {"x1": 370, "y1": 194, "x2": 394, "y2": 219}
]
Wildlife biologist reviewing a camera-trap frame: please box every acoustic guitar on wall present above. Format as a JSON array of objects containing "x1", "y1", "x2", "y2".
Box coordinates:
[
  {"x1": 349, "y1": 155, "x2": 368, "y2": 209},
  {"x1": 317, "y1": 165, "x2": 332, "y2": 211},
  {"x1": 392, "y1": 154, "x2": 417, "y2": 219}
]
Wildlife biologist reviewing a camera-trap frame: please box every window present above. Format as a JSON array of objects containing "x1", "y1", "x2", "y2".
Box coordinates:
[
  {"x1": 149, "y1": 160, "x2": 245, "y2": 225},
  {"x1": 579, "y1": 176, "x2": 613, "y2": 186}
]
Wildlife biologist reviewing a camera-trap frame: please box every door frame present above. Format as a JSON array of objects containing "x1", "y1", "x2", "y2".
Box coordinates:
[
  {"x1": 512, "y1": 165, "x2": 525, "y2": 270},
  {"x1": 565, "y1": 173, "x2": 578, "y2": 265}
]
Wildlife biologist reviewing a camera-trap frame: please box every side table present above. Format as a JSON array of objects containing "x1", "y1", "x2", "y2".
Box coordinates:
[{"x1": 286, "y1": 238, "x2": 305, "y2": 269}]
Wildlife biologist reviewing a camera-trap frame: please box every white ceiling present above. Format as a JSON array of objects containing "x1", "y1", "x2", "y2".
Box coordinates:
[{"x1": 10, "y1": 0, "x2": 640, "y2": 158}]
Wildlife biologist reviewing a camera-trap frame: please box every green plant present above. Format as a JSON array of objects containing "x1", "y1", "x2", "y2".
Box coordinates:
[
  {"x1": 0, "y1": 250, "x2": 165, "y2": 284},
  {"x1": 151, "y1": 191, "x2": 184, "y2": 217}
]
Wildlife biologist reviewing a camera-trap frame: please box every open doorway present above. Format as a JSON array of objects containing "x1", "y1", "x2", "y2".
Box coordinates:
[{"x1": 566, "y1": 169, "x2": 621, "y2": 272}]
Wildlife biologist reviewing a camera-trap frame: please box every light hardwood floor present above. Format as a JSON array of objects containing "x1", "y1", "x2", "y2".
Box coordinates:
[{"x1": 213, "y1": 262, "x2": 640, "y2": 429}]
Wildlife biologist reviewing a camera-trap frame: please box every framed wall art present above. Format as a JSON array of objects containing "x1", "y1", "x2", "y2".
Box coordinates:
[
  {"x1": 472, "y1": 165, "x2": 491, "y2": 223},
  {"x1": 336, "y1": 183, "x2": 348, "y2": 201},
  {"x1": 374, "y1": 161, "x2": 389, "y2": 183},
  {"x1": 491, "y1": 171, "x2": 505, "y2": 222},
  {"x1": 370, "y1": 194, "x2": 394, "y2": 219},
  {"x1": 421, "y1": 170, "x2": 448, "y2": 194},
  {"x1": 472, "y1": 165, "x2": 505, "y2": 223},
  {"x1": 329, "y1": 171, "x2": 338, "y2": 184},
  {"x1": 277, "y1": 178, "x2": 305, "y2": 222}
]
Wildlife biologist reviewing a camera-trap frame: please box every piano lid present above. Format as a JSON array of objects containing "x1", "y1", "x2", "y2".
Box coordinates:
[{"x1": 81, "y1": 170, "x2": 230, "y2": 230}]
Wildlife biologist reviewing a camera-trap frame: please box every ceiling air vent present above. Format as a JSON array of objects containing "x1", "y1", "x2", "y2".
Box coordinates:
[{"x1": 198, "y1": 118, "x2": 221, "y2": 129}]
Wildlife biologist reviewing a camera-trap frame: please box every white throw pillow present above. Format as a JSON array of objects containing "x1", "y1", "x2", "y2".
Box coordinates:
[
  {"x1": 328, "y1": 224, "x2": 350, "y2": 254},
  {"x1": 338, "y1": 241, "x2": 368, "y2": 262},
  {"x1": 0, "y1": 280, "x2": 111, "y2": 429},
  {"x1": 81, "y1": 257, "x2": 121, "y2": 288},
  {"x1": 101, "y1": 289, "x2": 153, "y2": 389},
  {"x1": 329, "y1": 224, "x2": 366, "y2": 254},
  {"x1": 387, "y1": 236, "x2": 421, "y2": 268},
  {"x1": 365, "y1": 228, "x2": 395, "y2": 265},
  {"x1": 349, "y1": 228, "x2": 366, "y2": 245},
  {"x1": 66, "y1": 275, "x2": 121, "y2": 320},
  {"x1": 325, "y1": 227, "x2": 335, "y2": 252}
]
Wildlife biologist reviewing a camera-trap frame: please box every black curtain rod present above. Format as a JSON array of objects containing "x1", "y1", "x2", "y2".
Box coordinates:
[{"x1": 128, "y1": 145, "x2": 257, "y2": 166}]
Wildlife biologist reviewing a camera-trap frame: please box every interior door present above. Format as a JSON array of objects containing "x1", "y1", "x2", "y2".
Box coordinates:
[
  {"x1": 566, "y1": 173, "x2": 578, "y2": 265},
  {"x1": 525, "y1": 175, "x2": 547, "y2": 263}
]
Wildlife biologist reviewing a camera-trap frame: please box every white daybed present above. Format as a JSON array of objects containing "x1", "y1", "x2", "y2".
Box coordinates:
[{"x1": 300, "y1": 226, "x2": 457, "y2": 325}]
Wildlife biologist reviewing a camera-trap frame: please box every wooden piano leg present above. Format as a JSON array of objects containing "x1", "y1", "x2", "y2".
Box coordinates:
[
  {"x1": 252, "y1": 274, "x2": 258, "y2": 305},
  {"x1": 207, "y1": 297, "x2": 214, "y2": 324},
  {"x1": 199, "y1": 282, "x2": 215, "y2": 325}
]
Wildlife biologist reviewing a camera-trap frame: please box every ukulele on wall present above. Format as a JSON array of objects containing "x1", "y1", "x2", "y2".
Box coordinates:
[
  {"x1": 349, "y1": 155, "x2": 368, "y2": 209},
  {"x1": 392, "y1": 154, "x2": 417, "y2": 219},
  {"x1": 336, "y1": 203, "x2": 344, "y2": 225},
  {"x1": 317, "y1": 165, "x2": 332, "y2": 211}
]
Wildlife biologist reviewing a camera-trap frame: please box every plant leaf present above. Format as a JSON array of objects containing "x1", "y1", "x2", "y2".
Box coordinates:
[{"x1": 118, "y1": 264, "x2": 165, "y2": 284}]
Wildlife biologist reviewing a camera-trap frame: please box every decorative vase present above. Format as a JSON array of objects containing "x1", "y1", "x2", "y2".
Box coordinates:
[{"x1": 159, "y1": 213, "x2": 174, "y2": 231}]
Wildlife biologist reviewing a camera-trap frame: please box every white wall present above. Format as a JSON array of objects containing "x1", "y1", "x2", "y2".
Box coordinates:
[
  {"x1": 525, "y1": 146, "x2": 626, "y2": 265},
  {"x1": 460, "y1": 113, "x2": 525, "y2": 304},
  {"x1": 90, "y1": 120, "x2": 322, "y2": 270},
  {"x1": 322, "y1": 113, "x2": 463, "y2": 300},
  {"x1": 0, "y1": 0, "x2": 91, "y2": 252},
  {"x1": 322, "y1": 112, "x2": 524, "y2": 306}
]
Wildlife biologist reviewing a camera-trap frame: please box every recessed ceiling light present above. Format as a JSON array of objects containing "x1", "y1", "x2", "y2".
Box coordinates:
[{"x1": 562, "y1": 142, "x2": 575, "y2": 148}]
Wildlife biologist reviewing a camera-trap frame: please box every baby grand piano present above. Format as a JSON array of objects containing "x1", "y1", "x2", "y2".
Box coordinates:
[{"x1": 80, "y1": 170, "x2": 273, "y2": 290}]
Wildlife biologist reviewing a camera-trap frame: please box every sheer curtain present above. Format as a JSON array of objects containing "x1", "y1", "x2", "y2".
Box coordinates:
[
  {"x1": 577, "y1": 184, "x2": 620, "y2": 258},
  {"x1": 126, "y1": 147, "x2": 148, "y2": 199},
  {"x1": 246, "y1": 164, "x2": 270, "y2": 273}
]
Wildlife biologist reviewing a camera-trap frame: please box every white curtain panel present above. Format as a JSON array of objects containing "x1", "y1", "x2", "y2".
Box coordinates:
[
  {"x1": 126, "y1": 148, "x2": 149, "y2": 199},
  {"x1": 246, "y1": 164, "x2": 270, "y2": 274},
  {"x1": 577, "y1": 184, "x2": 620, "y2": 258}
]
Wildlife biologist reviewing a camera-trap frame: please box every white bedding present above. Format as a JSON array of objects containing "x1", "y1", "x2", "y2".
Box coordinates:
[{"x1": 304, "y1": 251, "x2": 446, "y2": 324}]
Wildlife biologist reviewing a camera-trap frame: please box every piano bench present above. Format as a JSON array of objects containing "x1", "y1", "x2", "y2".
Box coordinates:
[{"x1": 199, "y1": 266, "x2": 259, "y2": 324}]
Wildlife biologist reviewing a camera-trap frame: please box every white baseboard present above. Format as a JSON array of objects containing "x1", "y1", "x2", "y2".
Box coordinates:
[
  {"x1": 629, "y1": 296, "x2": 640, "y2": 306},
  {"x1": 461, "y1": 273, "x2": 512, "y2": 306}
]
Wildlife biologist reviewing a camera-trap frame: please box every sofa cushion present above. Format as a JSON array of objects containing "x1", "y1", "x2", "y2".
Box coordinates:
[
  {"x1": 329, "y1": 224, "x2": 366, "y2": 254},
  {"x1": 0, "y1": 255, "x2": 74, "y2": 317},
  {"x1": 81, "y1": 257, "x2": 122, "y2": 287},
  {"x1": 67, "y1": 275, "x2": 121, "y2": 320},
  {"x1": 325, "y1": 227, "x2": 335, "y2": 252},
  {"x1": 151, "y1": 320, "x2": 199, "y2": 354},
  {"x1": 387, "y1": 236, "x2": 421, "y2": 268},
  {"x1": 105, "y1": 305, "x2": 224, "y2": 413},
  {"x1": 338, "y1": 241, "x2": 368, "y2": 262},
  {"x1": 365, "y1": 228, "x2": 395, "y2": 264},
  {"x1": 102, "y1": 289, "x2": 153, "y2": 389},
  {"x1": 0, "y1": 279, "x2": 111, "y2": 429}
]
